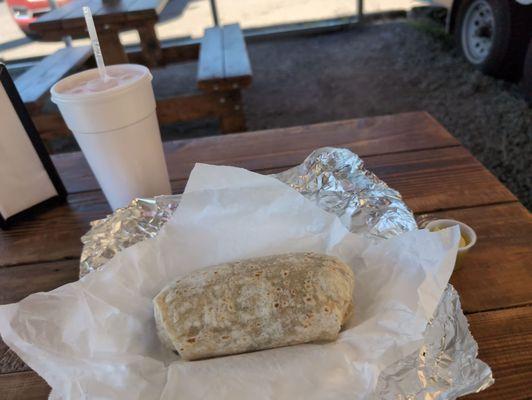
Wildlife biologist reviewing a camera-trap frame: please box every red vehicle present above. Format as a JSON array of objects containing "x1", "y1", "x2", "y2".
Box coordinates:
[{"x1": 6, "y1": 0, "x2": 70, "y2": 37}]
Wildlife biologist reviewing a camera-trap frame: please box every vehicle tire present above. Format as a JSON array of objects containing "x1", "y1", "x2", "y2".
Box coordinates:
[{"x1": 454, "y1": 0, "x2": 532, "y2": 80}]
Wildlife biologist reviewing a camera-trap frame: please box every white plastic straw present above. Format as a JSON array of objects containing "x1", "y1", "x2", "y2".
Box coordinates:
[{"x1": 83, "y1": 6, "x2": 108, "y2": 81}]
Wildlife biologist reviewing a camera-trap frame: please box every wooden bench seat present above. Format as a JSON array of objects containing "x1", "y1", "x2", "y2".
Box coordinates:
[
  {"x1": 197, "y1": 23, "x2": 252, "y2": 92},
  {"x1": 196, "y1": 24, "x2": 252, "y2": 133},
  {"x1": 14, "y1": 46, "x2": 91, "y2": 113}
]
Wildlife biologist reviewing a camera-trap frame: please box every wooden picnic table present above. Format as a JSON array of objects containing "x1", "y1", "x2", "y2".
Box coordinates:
[
  {"x1": 30, "y1": 0, "x2": 169, "y2": 66},
  {"x1": 0, "y1": 111, "x2": 530, "y2": 399}
]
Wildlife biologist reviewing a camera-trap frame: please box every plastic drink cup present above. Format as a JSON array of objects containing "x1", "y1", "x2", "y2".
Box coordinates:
[{"x1": 51, "y1": 64, "x2": 171, "y2": 210}]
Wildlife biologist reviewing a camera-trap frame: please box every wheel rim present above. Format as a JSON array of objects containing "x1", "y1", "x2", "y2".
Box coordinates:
[{"x1": 461, "y1": 0, "x2": 495, "y2": 64}]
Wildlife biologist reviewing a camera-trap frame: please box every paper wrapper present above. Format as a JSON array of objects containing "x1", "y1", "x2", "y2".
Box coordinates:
[
  {"x1": 80, "y1": 148, "x2": 418, "y2": 276},
  {"x1": 0, "y1": 148, "x2": 493, "y2": 399}
]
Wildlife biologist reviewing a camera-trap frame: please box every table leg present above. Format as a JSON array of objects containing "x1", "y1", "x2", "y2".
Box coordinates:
[
  {"x1": 219, "y1": 90, "x2": 246, "y2": 134},
  {"x1": 99, "y1": 30, "x2": 128, "y2": 65},
  {"x1": 138, "y1": 22, "x2": 163, "y2": 67}
]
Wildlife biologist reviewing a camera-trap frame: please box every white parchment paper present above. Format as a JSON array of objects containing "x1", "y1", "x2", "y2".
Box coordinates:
[{"x1": 0, "y1": 164, "x2": 459, "y2": 399}]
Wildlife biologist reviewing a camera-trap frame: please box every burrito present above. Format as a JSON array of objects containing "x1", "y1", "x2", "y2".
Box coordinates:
[{"x1": 153, "y1": 252, "x2": 355, "y2": 360}]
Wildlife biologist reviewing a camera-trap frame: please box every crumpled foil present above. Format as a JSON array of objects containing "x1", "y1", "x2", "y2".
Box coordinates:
[
  {"x1": 80, "y1": 196, "x2": 180, "y2": 276},
  {"x1": 375, "y1": 286, "x2": 494, "y2": 399},
  {"x1": 275, "y1": 147, "x2": 418, "y2": 237},
  {"x1": 79, "y1": 147, "x2": 493, "y2": 398},
  {"x1": 80, "y1": 147, "x2": 416, "y2": 275}
]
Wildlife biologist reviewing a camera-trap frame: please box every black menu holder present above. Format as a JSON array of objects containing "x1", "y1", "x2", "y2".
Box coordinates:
[{"x1": 0, "y1": 64, "x2": 66, "y2": 229}]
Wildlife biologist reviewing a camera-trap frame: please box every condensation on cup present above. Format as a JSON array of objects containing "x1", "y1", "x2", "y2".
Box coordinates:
[{"x1": 51, "y1": 64, "x2": 171, "y2": 210}]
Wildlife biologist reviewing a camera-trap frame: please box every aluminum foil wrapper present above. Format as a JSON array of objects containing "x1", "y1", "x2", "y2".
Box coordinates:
[
  {"x1": 80, "y1": 196, "x2": 180, "y2": 277},
  {"x1": 80, "y1": 147, "x2": 416, "y2": 275},
  {"x1": 274, "y1": 147, "x2": 417, "y2": 237},
  {"x1": 375, "y1": 285, "x2": 493, "y2": 399},
  {"x1": 79, "y1": 147, "x2": 493, "y2": 398}
]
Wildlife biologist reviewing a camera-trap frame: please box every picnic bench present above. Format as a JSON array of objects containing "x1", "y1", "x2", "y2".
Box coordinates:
[
  {"x1": 24, "y1": 0, "x2": 252, "y2": 135},
  {"x1": 14, "y1": 46, "x2": 92, "y2": 114},
  {"x1": 196, "y1": 23, "x2": 252, "y2": 132},
  {"x1": 0, "y1": 111, "x2": 530, "y2": 399},
  {"x1": 142, "y1": 23, "x2": 252, "y2": 134},
  {"x1": 18, "y1": 19, "x2": 252, "y2": 139}
]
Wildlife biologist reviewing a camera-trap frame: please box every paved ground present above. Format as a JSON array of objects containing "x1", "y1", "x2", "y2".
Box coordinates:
[{"x1": 0, "y1": 0, "x2": 421, "y2": 61}]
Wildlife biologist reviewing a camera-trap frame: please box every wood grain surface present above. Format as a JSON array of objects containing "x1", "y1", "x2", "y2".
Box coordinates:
[
  {"x1": 52, "y1": 112, "x2": 458, "y2": 194},
  {"x1": 0, "y1": 112, "x2": 529, "y2": 399},
  {"x1": 0, "y1": 371, "x2": 51, "y2": 400},
  {"x1": 222, "y1": 24, "x2": 252, "y2": 81},
  {"x1": 197, "y1": 24, "x2": 252, "y2": 91},
  {"x1": 441, "y1": 203, "x2": 532, "y2": 313},
  {"x1": 0, "y1": 260, "x2": 80, "y2": 306},
  {"x1": 463, "y1": 306, "x2": 532, "y2": 400},
  {"x1": 0, "y1": 146, "x2": 514, "y2": 268},
  {"x1": 197, "y1": 26, "x2": 225, "y2": 84}
]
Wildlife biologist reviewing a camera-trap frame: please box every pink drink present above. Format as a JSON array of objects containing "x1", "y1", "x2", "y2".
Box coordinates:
[
  {"x1": 57, "y1": 66, "x2": 144, "y2": 95},
  {"x1": 51, "y1": 64, "x2": 171, "y2": 210}
]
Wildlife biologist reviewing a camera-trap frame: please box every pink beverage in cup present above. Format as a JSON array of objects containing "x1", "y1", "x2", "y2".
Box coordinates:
[
  {"x1": 51, "y1": 64, "x2": 171, "y2": 210},
  {"x1": 60, "y1": 66, "x2": 144, "y2": 94}
]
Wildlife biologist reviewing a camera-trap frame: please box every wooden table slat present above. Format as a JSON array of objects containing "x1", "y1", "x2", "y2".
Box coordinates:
[
  {"x1": 222, "y1": 23, "x2": 253, "y2": 80},
  {"x1": 2, "y1": 146, "x2": 515, "y2": 268},
  {"x1": 0, "y1": 341, "x2": 28, "y2": 376},
  {"x1": 364, "y1": 146, "x2": 516, "y2": 212},
  {"x1": 197, "y1": 26, "x2": 225, "y2": 83},
  {"x1": 463, "y1": 306, "x2": 532, "y2": 399},
  {"x1": 15, "y1": 46, "x2": 92, "y2": 105},
  {"x1": 52, "y1": 112, "x2": 459, "y2": 194},
  {"x1": 0, "y1": 260, "x2": 80, "y2": 306},
  {"x1": 441, "y1": 203, "x2": 532, "y2": 313},
  {"x1": 0, "y1": 371, "x2": 51, "y2": 400}
]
